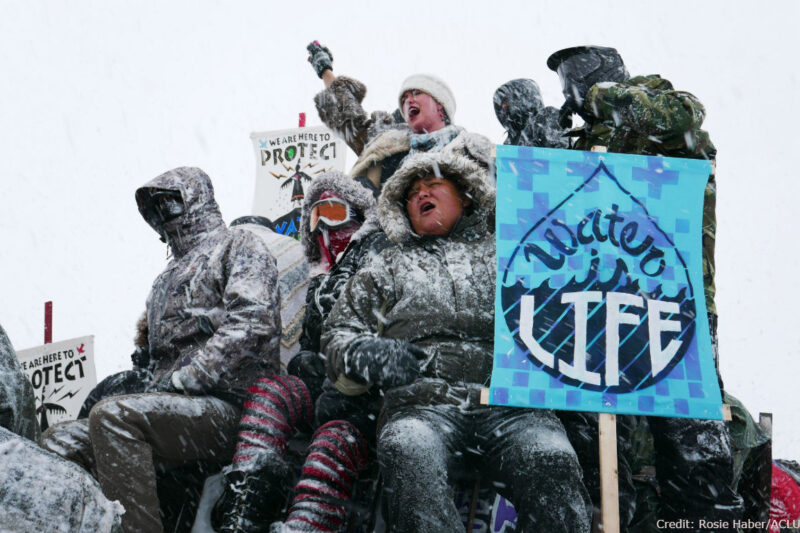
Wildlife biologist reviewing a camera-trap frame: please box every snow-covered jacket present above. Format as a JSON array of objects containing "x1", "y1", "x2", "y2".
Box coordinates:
[
  {"x1": 0, "y1": 426, "x2": 124, "y2": 532},
  {"x1": 314, "y1": 75, "x2": 493, "y2": 194},
  {"x1": 494, "y1": 79, "x2": 569, "y2": 148},
  {"x1": 568, "y1": 74, "x2": 719, "y2": 319},
  {"x1": 320, "y1": 151, "x2": 496, "y2": 419},
  {"x1": 0, "y1": 325, "x2": 38, "y2": 442},
  {"x1": 137, "y1": 167, "x2": 281, "y2": 401}
]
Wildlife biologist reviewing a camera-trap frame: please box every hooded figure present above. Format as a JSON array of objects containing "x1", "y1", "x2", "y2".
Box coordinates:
[
  {"x1": 0, "y1": 326, "x2": 124, "y2": 531},
  {"x1": 214, "y1": 172, "x2": 393, "y2": 533},
  {"x1": 42, "y1": 167, "x2": 281, "y2": 533},
  {"x1": 549, "y1": 46, "x2": 743, "y2": 532},
  {"x1": 321, "y1": 152, "x2": 592, "y2": 533},
  {"x1": 494, "y1": 78, "x2": 570, "y2": 148}
]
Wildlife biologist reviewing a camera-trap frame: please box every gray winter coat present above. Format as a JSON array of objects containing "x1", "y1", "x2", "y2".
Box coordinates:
[
  {"x1": 320, "y1": 151, "x2": 496, "y2": 419},
  {"x1": 0, "y1": 426, "x2": 123, "y2": 532},
  {"x1": 137, "y1": 167, "x2": 281, "y2": 401},
  {"x1": 0, "y1": 325, "x2": 38, "y2": 442}
]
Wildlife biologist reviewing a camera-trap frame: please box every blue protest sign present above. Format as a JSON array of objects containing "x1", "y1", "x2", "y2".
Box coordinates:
[{"x1": 490, "y1": 146, "x2": 722, "y2": 419}]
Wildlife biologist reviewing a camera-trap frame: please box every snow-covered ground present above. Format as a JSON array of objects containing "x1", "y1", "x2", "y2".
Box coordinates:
[{"x1": 1, "y1": 0, "x2": 797, "y2": 457}]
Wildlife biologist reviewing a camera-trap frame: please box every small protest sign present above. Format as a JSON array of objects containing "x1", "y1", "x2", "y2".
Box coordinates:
[
  {"x1": 490, "y1": 146, "x2": 722, "y2": 419},
  {"x1": 17, "y1": 335, "x2": 97, "y2": 430},
  {"x1": 250, "y1": 126, "x2": 347, "y2": 238}
]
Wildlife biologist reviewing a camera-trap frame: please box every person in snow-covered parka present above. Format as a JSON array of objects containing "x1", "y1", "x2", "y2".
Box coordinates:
[
  {"x1": 550, "y1": 45, "x2": 742, "y2": 532},
  {"x1": 493, "y1": 78, "x2": 570, "y2": 148},
  {"x1": 320, "y1": 151, "x2": 593, "y2": 532},
  {"x1": 0, "y1": 324, "x2": 124, "y2": 532},
  {"x1": 42, "y1": 167, "x2": 282, "y2": 533},
  {"x1": 214, "y1": 170, "x2": 393, "y2": 533},
  {"x1": 307, "y1": 41, "x2": 493, "y2": 197}
]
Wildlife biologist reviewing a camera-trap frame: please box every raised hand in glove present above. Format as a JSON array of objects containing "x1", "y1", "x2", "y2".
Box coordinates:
[
  {"x1": 343, "y1": 337, "x2": 424, "y2": 389},
  {"x1": 307, "y1": 41, "x2": 333, "y2": 78}
]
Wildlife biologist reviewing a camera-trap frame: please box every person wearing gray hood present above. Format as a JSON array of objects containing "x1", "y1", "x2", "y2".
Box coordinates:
[
  {"x1": 42, "y1": 167, "x2": 282, "y2": 533},
  {"x1": 321, "y1": 152, "x2": 592, "y2": 532},
  {"x1": 0, "y1": 324, "x2": 124, "y2": 532}
]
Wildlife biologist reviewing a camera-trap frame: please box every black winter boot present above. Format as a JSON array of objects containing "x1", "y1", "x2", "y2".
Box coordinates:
[{"x1": 214, "y1": 468, "x2": 287, "y2": 533}]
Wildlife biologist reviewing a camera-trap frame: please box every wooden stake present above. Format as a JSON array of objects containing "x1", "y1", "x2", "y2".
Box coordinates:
[
  {"x1": 44, "y1": 301, "x2": 52, "y2": 344},
  {"x1": 598, "y1": 412, "x2": 620, "y2": 533},
  {"x1": 479, "y1": 387, "x2": 489, "y2": 405},
  {"x1": 588, "y1": 145, "x2": 620, "y2": 532}
]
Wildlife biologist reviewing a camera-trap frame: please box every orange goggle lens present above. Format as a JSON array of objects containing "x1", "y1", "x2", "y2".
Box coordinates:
[{"x1": 310, "y1": 199, "x2": 350, "y2": 232}]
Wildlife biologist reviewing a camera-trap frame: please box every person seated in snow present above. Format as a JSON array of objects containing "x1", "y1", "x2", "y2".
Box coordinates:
[
  {"x1": 493, "y1": 78, "x2": 571, "y2": 148},
  {"x1": 0, "y1": 324, "x2": 124, "y2": 532},
  {"x1": 76, "y1": 215, "x2": 309, "y2": 423},
  {"x1": 307, "y1": 41, "x2": 492, "y2": 196},
  {"x1": 213, "y1": 171, "x2": 393, "y2": 533},
  {"x1": 41, "y1": 166, "x2": 282, "y2": 533},
  {"x1": 549, "y1": 45, "x2": 742, "y2": 531},
  {"x1": 321, "y1": 151, "x2": 592, "y2": 533}
]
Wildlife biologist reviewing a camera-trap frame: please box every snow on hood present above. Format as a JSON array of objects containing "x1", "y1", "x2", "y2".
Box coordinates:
[
  {"x1": 136, "y1": 166, "x2": 227, "y2": 257},
  {"x1": 300, "y1": 170, "x2": 379, "y2": 265},
  {"x1": 377, "y1": 151, "x2": 495, "y2": 243}
]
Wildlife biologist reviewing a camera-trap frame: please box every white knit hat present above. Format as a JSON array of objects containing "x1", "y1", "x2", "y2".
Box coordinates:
[{"x1": 398, "y1": 74, "x2": 456, "y2": 121}]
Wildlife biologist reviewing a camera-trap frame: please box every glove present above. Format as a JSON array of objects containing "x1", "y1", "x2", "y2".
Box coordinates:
[
  {"x1": 343, "y1": 337, "x2": 423, "y2": 389},
  {"x1": 288, "y1": 350, "x2": 326, "y2": 401},
  {"x1": 166, "y1": 366, "x2": 207, "y2": 395},
  {"x1": 307, "y1": 41, "x2": 333, "y2": 78},
  {"x1": 149, "y1": 372, "x2": 180, "y2": 393},
  {"x1": 130, "y1": 346, "x2": 150, "y2": 370}
]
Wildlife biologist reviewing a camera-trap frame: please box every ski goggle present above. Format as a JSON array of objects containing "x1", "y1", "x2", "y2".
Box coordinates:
[
  {"x1": 136, "y1": 188, "x2": 185, "y2": 227},
  {"x1": 309, "y1": 198, "x2": 353, "y2": 232}
]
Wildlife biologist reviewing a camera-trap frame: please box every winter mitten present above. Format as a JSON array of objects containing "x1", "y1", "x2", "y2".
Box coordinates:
[
  {"x1": 130, "y1": 345, "x2": 150, "y2": 369},
  {"x1": 343, "y1": 337, "x2": 423, "y2": 388},
  {"x1": 149, "y1": 372, "x2": 180, "y2": 393},
  {"x1": 306, "y1": 41, "x2": 333, "y2": 78},
  {"x1": 288, "y1": 350, "x2": 326, "y2": 402},
  {"x1": 281, "y1": 420, "x2": 369, "y2": 532},
  {"x1": 170, "y1": 366, "x2": 208, "y2": 395}
]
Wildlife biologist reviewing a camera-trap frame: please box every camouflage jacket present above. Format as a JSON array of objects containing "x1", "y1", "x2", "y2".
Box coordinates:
[{"x1": 570, "y1": 75, "x2": 718, "y2": 317}]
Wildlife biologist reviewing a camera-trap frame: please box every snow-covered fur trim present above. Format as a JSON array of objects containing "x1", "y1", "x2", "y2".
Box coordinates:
[
  {"x1": 134, "y1": 312, "x2": 148, "y2": 349},
  {"x1": 350, "y1": 128, "x2": 411, "y2": 179},
  {"x1": 300, "y1": 170, "x2": 379, "y2": 265},
  {"x1": 398, "y1": 73, "x2": 456, "y2": 121},
  {"x1": 378, "y1": 139, "x2": 495, "y2": 244}
]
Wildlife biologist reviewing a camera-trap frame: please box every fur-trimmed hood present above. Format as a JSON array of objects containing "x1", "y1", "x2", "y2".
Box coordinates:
[
  {"x1": 378, "y1": 149, "x2": 495, "y2": 244},
  {"x1": 350, "y1": 128, "x2": 411, "y2": 179},
  {"x1": 300, "y1": 170, "x2": 379, "y2": 265}
]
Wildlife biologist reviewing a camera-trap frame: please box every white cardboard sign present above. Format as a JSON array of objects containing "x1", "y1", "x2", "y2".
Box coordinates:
[{"x1": 17, "y1": 335, "x2": 97, "y2": 428}]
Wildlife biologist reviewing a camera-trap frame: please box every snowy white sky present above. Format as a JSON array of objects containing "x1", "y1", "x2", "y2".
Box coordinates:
[{"x1": 2, "y1": 1, "x2": 798, "y2": 457}]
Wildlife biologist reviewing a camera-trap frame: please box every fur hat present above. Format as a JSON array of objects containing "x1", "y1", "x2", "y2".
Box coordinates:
[{"x1": 398, "y1": 74, "x2": 456, "y2": 121}]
